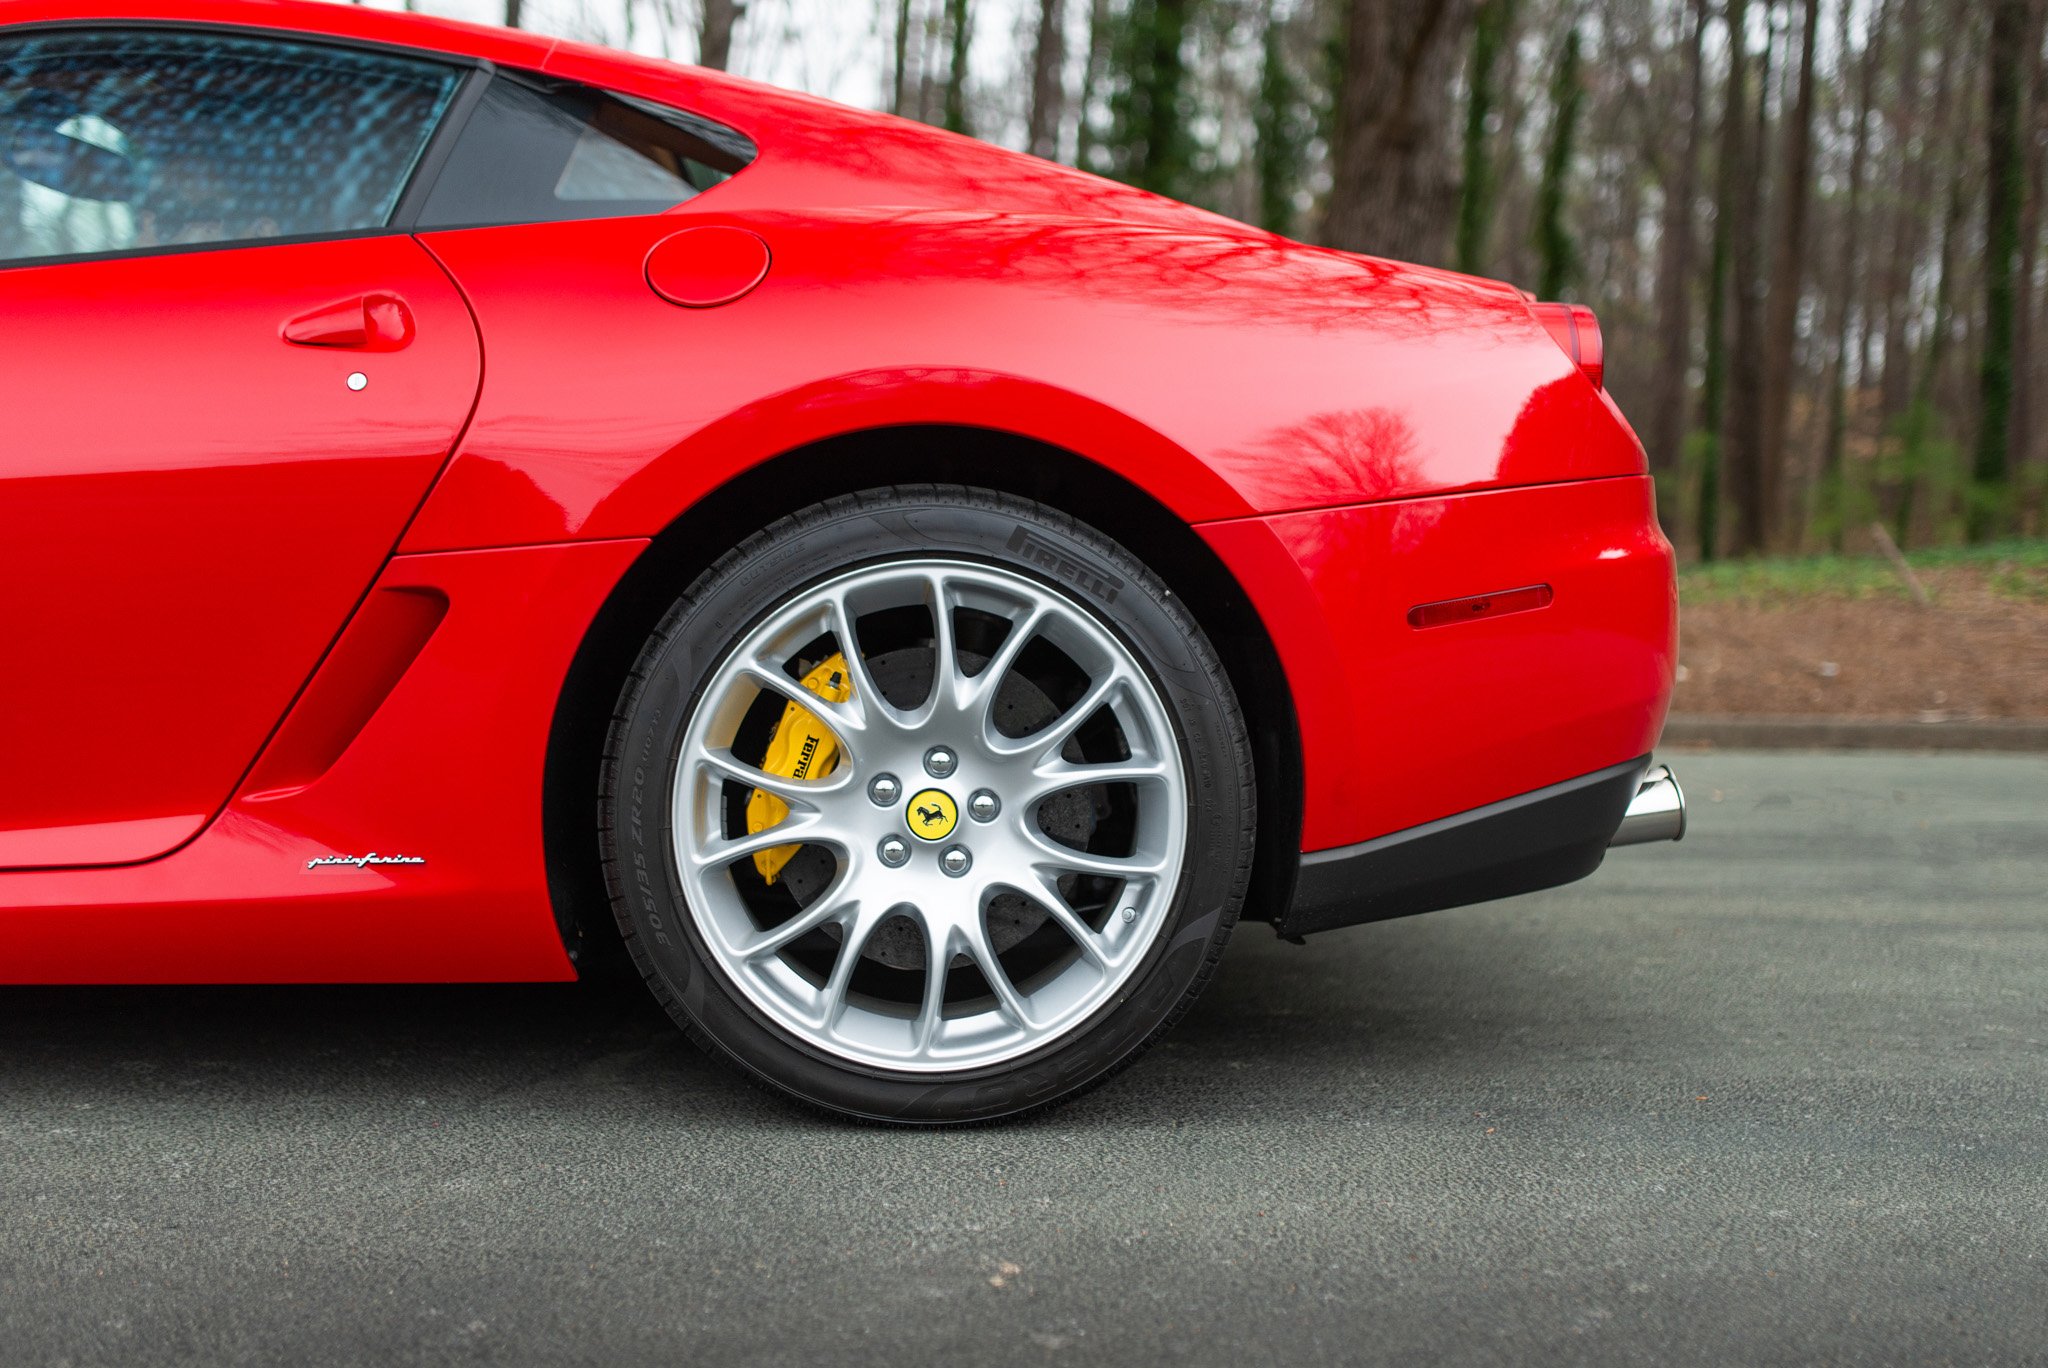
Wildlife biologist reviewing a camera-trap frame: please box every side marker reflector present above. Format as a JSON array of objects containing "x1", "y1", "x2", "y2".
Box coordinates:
[{"x1": 1407, "y1": 584, "x2": 1554, "y2": 630}]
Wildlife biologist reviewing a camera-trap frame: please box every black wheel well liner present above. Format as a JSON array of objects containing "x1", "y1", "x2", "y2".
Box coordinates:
[{"x1": 542, "y1": 425, "x2": 1303, "y2": 975}]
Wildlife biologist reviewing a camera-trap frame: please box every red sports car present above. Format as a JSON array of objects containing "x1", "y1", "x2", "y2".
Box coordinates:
[{"x1": 0, "y1": 0, "x2": 1683, "y2": 1121}]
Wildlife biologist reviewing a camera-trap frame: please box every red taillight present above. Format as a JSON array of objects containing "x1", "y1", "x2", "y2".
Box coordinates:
[{"x1": 1530, "y1": 302, "x2": 1604, "y2": 391}]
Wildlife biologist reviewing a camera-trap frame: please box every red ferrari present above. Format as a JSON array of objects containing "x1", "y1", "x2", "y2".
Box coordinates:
[{"x1": 0, "y1": 0, "x2": 1683, "y2": 1121}]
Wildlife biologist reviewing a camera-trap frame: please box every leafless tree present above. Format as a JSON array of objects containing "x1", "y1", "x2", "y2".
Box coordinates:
[
  {"x1": 699, "y1": 0, "x2": 742, "y2": 69},
  {"x1": 1026, "y1": 0, "x2": 1067, "y2": 159},
  {"x1": 1320, "y1": 0, "x2": 1478, "y2": 267}
]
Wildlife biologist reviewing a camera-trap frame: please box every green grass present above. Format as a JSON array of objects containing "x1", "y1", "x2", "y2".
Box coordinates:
[{"x1": 1678, "y1": 540, "x2": 2048, "y2": 604}]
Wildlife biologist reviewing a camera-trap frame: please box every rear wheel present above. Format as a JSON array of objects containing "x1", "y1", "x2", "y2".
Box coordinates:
[{"x1": 599, "y1": 486, "x2": 1254, "y2": 1122}]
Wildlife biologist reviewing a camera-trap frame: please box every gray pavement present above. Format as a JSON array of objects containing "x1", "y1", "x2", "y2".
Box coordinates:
[{"x1": 2, "y1": 751, "x2": 2044, "y2": 1367}]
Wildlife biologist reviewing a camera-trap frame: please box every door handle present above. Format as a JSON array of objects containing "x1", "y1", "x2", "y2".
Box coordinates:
[{"x1": 282, "y1": 293, "x2": 415, "y2": 351}]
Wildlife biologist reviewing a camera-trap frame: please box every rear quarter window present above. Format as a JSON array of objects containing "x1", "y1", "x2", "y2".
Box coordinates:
[{"x1": 415, "y1": 73, "x2": 754, "y2": 230}]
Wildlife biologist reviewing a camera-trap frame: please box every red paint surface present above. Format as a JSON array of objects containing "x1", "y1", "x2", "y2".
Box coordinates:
[
  {"x1": 0, "y1": 542, "x2": 641, "y2": 984},
  {"x1": 0, "y1": 235, "x2": 481, "y2": 869},
  {"x1": 0, "y1": 0, "x2": 1676, "y2": 982}
]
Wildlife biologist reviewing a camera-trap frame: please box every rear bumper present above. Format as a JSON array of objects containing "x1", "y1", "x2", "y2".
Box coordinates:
[
  {"x1": 1198, "y1": 475, "x2": 1678, "y2": 853},
  {"x1": 1281, "y1": 755, "x2": 1685, "y2": 937}
]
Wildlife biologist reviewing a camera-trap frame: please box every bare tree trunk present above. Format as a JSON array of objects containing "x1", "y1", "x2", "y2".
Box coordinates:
[
  {"x1": 1488, "y1": 1, "x2": 1530, "y2": 283},
  {"x1": 1532, "y1": 24, "x2": 1583, "y2": 299},
  {"x1": 1076, "y1": 0, "x2": 1112, "y2": 167},
  {"x1": 1819, "y1": 0, "x2": 1890, "y2": 547},
  {"x1": 1898, "y1": 96, "x2": 1972, "y2": 543},
  {"x1": 1255, "y1": 8, "x2": 1313, "y2": 235},
  {"x1": 916, "y1": 3, "x2": 943, "y2": 123},
  {"x1": 1891, "y1": 6, "x2": 1971, "y2": 544},
  {"x1": 1878, "y1": 0, "x2": 1929, "y2": 422},
  {"x1": 1026, "y1": 0, "x2": 1067, "y2": 159},
  {"x1": 1762, "y1": 0, "x2": 1821, "y2": 549},
  {"x1": 1106, "y1": 0, "x2": 1193, "y2": 196},
  {"x1": 1453, "y1": 0, "x2": 1517, "y2": 275},
  {"x1": 1697, "y1": 0, "x2": 1752, "y2": 560},
  {"x1": 698, "y1": 0, "x2": 741, "y2": 70},
  {"x1": 941, "y1": 0, "x2": 973, "y2": 135},
  {"x1": 1320, "y1": 0, "x2": 1477, "y2": 267},
  {"x1": 1725, "y1": 0, "x2": 1772, "y2": 555},
  {"x1": 2021, "y1": 1, "x2": 2048, "y2": 533},
  {"x1": 1974, "y1": 0, "x2": 2030, "y2": 537},
  {"x1": 1647, "y1": 0, "x2": 1708, "y2": 481},
  {"x1": 893, "y1": 0, "x2": 916, "y2": 115},
  {"x1": 503, "y1": 0, "x2": 522, "y2": 28}
]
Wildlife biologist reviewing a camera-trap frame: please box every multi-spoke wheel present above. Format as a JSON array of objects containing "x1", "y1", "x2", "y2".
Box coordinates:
[{"x1": 601, "y1": 486, "x2": 1255, "y2": 1123}]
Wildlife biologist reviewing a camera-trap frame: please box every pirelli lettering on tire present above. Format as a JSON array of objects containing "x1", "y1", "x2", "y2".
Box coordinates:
[{"x1": 1007, "y1": 526, "x2": 1123, "y2": 604}]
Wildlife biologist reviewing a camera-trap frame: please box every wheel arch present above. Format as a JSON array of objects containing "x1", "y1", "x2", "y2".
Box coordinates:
[{"x1": 541, "y1": 425, "x2": 1302, "y2": 975}]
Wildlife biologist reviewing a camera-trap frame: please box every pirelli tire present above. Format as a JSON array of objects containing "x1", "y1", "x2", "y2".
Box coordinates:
[{"x1": 599, "y1": 484, "x2": 1256, "y2": 1123}]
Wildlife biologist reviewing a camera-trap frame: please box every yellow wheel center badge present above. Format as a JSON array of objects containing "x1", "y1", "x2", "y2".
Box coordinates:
[{"x1": 906, "y1": 789, "x2": 959, "y2": 842}]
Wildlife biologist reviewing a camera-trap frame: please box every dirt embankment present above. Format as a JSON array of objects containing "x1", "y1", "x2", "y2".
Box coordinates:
[{"x1": 1674, "y1": 569, "x2": 2048, "y2": 719}]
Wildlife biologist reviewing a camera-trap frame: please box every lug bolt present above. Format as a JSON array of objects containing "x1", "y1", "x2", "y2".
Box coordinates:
[
  {"x1": 940, "y1": 846, "x2": 972, "y2": 877},
  {"x1": 878, "y1": 836, "x2": 910, "y2": 868},
  {"x1": 968, "y1": 790, "x2": 1001, "y2": 823},
  {"x1": 869, "y1": 773, "x2": 901, "y2": 807},
  {"x1": 1120, "y1": 906, "x2": 1137, "y2": 924},
  {"x1": 924, "y1": 746, "x2": 957, "y2": 779}
]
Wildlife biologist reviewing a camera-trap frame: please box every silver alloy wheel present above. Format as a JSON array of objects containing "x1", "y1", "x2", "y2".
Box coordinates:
[{"x1": 671, "y1": 558, "x2": 1189, "y2": 1073}]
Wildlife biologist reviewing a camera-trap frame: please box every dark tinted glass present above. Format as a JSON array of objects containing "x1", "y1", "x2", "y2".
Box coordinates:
[
  {"x1": 416, "y1": 74, "x2": 754, "y2": 230},
  {"x1": 0, "y1": 30, "x2": 459, "y2": 263}
]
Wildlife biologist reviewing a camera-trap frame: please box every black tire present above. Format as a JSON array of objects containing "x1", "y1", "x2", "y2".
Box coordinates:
[{"x1": 598, "y1": 485, "x2": 1255, "y2": 1123}]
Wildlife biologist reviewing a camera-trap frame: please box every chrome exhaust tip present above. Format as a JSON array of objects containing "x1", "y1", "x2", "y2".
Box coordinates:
[{"x1": 1609, "y1": 764, "x2": 1686, "y2": 847}]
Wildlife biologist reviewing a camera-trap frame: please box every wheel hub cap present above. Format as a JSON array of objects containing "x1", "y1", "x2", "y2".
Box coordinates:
[{"x1": 905, "y1": 788, "x2": 958, "y2": 842}]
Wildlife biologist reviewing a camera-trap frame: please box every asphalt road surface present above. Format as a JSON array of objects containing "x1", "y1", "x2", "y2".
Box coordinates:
[{"x1": 3, "y1": 751, "x2": 2044, "y2": 1367}]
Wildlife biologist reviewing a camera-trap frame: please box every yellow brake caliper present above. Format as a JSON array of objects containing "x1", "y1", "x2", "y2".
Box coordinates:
[{"x1": 745, "y1": 653, "x2": 854, "y2": 883}]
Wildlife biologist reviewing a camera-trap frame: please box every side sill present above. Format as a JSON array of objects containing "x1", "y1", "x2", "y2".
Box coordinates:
[{"x1": 1279, "y1": 755, "x2": 1650, "y2": 939}]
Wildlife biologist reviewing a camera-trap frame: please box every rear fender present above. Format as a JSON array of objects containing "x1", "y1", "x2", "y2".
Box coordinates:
[{"x1": 403, "y1": 208, "x2": 1641, "y2": 551}]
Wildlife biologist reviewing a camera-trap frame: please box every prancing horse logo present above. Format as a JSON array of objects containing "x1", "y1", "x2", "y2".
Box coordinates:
[{"x1": 905, "y1": 788, "x2": 959, "y2": 842}]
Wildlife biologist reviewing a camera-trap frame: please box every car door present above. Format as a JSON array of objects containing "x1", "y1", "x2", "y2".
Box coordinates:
[{"x1": 0, "y1": 27, "x2": 482, "y2": 868}]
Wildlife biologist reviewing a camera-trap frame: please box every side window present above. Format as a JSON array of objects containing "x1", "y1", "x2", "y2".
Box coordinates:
[
  {"x1": 0, "y1": 30, "x2": 459, "y2": 264},
  {"x1": 416, "y1": 74, "x2": 754, "y2": 230}
]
